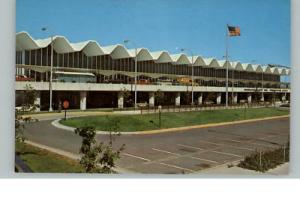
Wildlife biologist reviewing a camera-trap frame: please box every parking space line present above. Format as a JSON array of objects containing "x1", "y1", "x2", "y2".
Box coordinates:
[
  {"x1": 211, "y1": 150, "x2": 243, "y2": 158},
  {"x1": 123, "y1": 153, "x2": 151, "y2": 162},
  {"x1": 227, "y1": 146, "x2": 255, "y2": 151},
  {"x1": 152, "y1": 148, "x2": 181, "y2": 156},
  {"x1": 246, "y1": 142, "x2": 278, "y2": 148},
  {"x1": 214, "y1": 141, "x2": 255, "y2": 151},
  {"x1": 188, "y1": 156, "x2": 218, "y2": 164},
  {"x1": 218, "y1": 138, "x2": 245, "y2": 144},
  {"x1": 177, "y1": 144, "x2": 204, "y2": 150},
  {"x1": 159, "y1": 162, "x2": 195, "y2": 173},
  {"x1": 200, "y1": 139, "x2": 256, "y2": 151},
  {"x1": 198, "y1": 140, "x2": 222, "y2": 146}
]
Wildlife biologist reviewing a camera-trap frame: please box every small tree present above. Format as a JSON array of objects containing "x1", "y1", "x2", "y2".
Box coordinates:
[
  {"x1": 120, "y1": 87, "x2": 132, "y2": 107},
  {"x1": 21, "y1": 84, "x2": 38, "y2": 112},
  {"x1": 154, "y1": 89, "x2": 164, "y2": 106},
  {"x1": 15, "y1": 84, "x2": 38, "y2": 143},
  {"x1": 75, "y1": 117, "x2": 125, "y2": 173},
  {"x1": 105, "y1": 116, "x2": 121, "y2": 143}
]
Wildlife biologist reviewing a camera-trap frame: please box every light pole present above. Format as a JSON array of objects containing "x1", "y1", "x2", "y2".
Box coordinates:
[
  {"x1": 181, "y1": 48, "x2": 194, "y2": 105},
  {"x1": 124, "y1": 40, "x2": 138, "y2": 109},
  {"x1": 41, "y1": 27, "x2": 54, "y2": 112},
  {"x1": 224, "y1": 56, "x2": 233, "y2": 104}
]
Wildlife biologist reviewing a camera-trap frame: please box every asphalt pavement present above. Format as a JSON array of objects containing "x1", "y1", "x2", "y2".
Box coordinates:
[{"x1": 23, "y1": 114, "x2": 290, "y2": 174}]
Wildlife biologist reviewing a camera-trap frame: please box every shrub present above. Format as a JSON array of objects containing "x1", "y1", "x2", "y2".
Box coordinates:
[{"x1": 238, "y1": 142, "x2": 289, "y2": 172}]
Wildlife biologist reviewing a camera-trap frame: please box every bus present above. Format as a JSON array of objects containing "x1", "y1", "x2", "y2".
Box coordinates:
[{"x1": 53, "y1": 71, "x2": 96, "y2": 83}]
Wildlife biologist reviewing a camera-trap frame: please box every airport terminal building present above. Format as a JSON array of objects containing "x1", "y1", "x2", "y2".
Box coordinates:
[{"x1": 15, "y1": 32, "x2": 291, "y2": 111}]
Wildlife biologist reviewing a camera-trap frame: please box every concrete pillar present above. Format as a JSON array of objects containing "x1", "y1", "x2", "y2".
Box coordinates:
[
  {"x1": 46, "y1": 72, "x2": 48, "y2": 82},
  {"x1": 21, "y1": 50, "x2": 25, "y2": 64},
  {"x1": 21, "y1": 50, "x2": 25, "y2": 75},
  {"x1": 175, "y1": 92, "x2": 181, "y2": 106},
  {"x1": 233, "y1": 93, "x2": 238, "y2": 104},
  {"x1": 57, "y1": 93, "x2": 62, "y2": 112},
  {"x1": 281, "y1": 93, "x2": 286, "y2": 102},
  {"x1": 34, "y1": 91, "x2": 41, "y2": 112},
  {"x1": 260, "y1": 93, "x2": 265, "y2": 102},
  {"x1": 118, "y1": 92, "x2": 124, "y2": 109},
  {"x1": 197, "y1": 93, "x2": 203, "y2": 105},
  {"x1": 80, "y1": 91, "x2": 87, "y2": 111},
  {"x1": 247, "y1": 93, "x2": 252, "y2": 104},
  {"x1": 149, "y1": 92, "x2": 155, "y2": 107},
  {"x1": 216, "y1": 93, "x2": 221, "y2": 104}
]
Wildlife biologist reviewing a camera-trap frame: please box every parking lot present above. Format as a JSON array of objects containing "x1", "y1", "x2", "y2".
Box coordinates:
[
  {"x1": 113, "y1": 117, "x2": 289, "y2": 174},
  {"x1": 24, "y1": 116, "x2": 290, "y2": 174}
]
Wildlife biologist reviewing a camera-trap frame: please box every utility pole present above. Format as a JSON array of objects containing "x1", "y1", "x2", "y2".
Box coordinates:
[
  {"x1": 181, "y1": 48, "x2": 194, "y2": 105},
  {"x1": 41, "y1": 27, "x2": 54, "y2": 112},
  {"x1": 124, "y1": 40, "x2": 138, "y2": 109}
]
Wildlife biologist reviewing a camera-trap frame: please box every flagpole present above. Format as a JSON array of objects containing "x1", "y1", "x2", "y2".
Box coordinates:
[
  {"x1": 231, "y1": 62, "x2": 234, "y2": 104},
  {"x1": 225, "y1": 24, "x2": 229, "y2": 108}
]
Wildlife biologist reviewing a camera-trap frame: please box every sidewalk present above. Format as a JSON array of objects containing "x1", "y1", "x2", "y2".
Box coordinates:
[
  {"x1": 23, "y1": 111, "x2": 113, "y2": 121},
  {"x1": 200, "y1": 162, "x2": 289, "y2": 175}
]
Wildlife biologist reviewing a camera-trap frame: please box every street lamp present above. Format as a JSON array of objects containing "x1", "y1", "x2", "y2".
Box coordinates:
[
  {"x1": 41, "y1": 27, "x2": 54, "y2": 112},
  {"x1": 124, "y1": 39, "x2": 138, "y2": 109},
  {"x1": 223, "y1": 55, "x2": 234, "y2": 104},
  {"x1": 180, "y1": 48, "x2": 194, "y2": 105}
]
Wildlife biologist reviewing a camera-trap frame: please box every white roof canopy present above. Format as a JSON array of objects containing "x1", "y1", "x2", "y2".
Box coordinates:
[
  {"x1": 16, "y1": 31, "x2": 290, "y2": 75},
  {"x1": 170, "y1": 54, "x2": 191, "y2": 65},
  {"x1": 127, "y1": 48, "x2": 153, "y2": 61}
]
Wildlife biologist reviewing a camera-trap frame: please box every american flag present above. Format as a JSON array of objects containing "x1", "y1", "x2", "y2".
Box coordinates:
[{"x1": 228, "y1": 25, "x2": 241, "y2": 36}]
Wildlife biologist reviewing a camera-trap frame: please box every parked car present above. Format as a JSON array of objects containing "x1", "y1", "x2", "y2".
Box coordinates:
[
  {"x1": 134, "y1": 79, "x2": 151, "y2": 85},
  {"x1": 15, "y1": 75, "x2": 34, "y2": 82}
]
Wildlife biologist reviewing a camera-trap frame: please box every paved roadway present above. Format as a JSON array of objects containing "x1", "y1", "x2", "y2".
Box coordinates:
[{"x1": 23, "y1": 116, "x2": 290, "y2": 174}]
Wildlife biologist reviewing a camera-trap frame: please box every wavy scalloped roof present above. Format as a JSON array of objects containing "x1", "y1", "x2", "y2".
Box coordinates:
[{"x1": 16, "y1": 31, "x2": 290, "y2": 75}]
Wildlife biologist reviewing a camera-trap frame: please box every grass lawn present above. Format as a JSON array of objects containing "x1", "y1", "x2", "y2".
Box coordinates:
[
  {"x1": 16, "y1": 142, "x2": 84, "y2": 173},
  {"x1": 60, "y1": 107, "x2": 289, "y2": 132}
]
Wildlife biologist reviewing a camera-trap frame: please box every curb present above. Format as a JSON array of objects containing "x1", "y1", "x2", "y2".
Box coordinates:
[
  {"x1": 52, "y1": 115, "x2": 290, "y2": 135},
  {"x1": 52, "y1": 119, "x2": 119, "y2": 135}
]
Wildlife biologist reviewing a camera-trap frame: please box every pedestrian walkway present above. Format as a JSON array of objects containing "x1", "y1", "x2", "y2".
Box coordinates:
[
  {"x1": 200, "y1": 162, "x2": 289, "y2": 175},
  {"x1": 23, "y1": 110, "x2": 113, "y2": 121}
]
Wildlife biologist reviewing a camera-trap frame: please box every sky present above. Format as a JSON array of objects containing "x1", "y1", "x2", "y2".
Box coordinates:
[{"x1": 16, "y1": 0, "x2": 290, "y2": 67}]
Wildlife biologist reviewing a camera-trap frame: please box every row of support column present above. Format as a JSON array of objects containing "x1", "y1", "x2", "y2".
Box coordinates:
[
  {"x1": 31, "y1": 91, "x2": 289, "y2": 111},
  {"x1": 117, "y1": 91, "x2": 219, "y2": 107},
  {"x1": 114, "y1": 92, "x2": 271, "y2": 108},
  {"x1": 114, "y1": 92, "x2": 279, "y2": 108}
]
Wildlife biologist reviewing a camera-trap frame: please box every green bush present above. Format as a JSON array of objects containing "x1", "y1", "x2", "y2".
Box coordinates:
[{"x1": 238, "y1": 142, "x2": 289, "y2": 172}]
